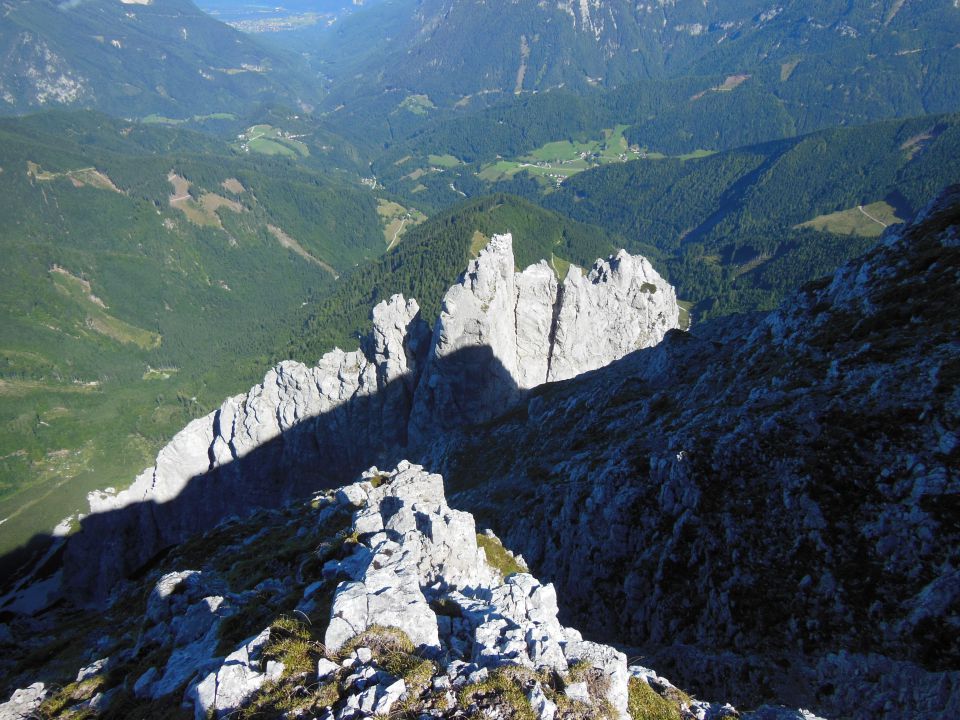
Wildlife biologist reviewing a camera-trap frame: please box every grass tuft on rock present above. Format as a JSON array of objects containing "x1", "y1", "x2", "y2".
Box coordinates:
[
  {"x1": 37, "y1": 676, "x2": 105, "y2": 718},
  {"x1": 476, "y1": 533, "x2": 526, "y2": 578},
  {"x1": 341, "y1": 624, "x2": 415, "y2": 658},
  {"x1": 458, "y1": 666, "x2": 539, "y2": 720},
  {"x1": 627, "y1": 677, "x2": 682, "y2": 720},
  {"x1": 265, "y1": 616, "x2": 325, "y2": 678}
]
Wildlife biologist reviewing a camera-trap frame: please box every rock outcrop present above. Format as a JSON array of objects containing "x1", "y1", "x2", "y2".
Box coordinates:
[
  {"x1": 1, "y1": 462, "x2": 824, "y2": 720},
  {"x1": 408, "y1": 235, "x2": 677, "y2": 437},
  {"x1": 324, "y1": 462, "x2": 633, "y2": 717},
  {"x1": 0, "y1": 683, "x2": 47, "y2": 720},
  {"x1": 61, "y1": 235, "x2": 677, "y2": 604},
  {"x1": 441, "y1": 187, "x2": 960, "y2": 720}
]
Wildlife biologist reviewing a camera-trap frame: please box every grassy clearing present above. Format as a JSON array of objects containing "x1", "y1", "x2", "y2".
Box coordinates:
[
  {"x1": 51, "y1": 269, "x2": 161, "y2": 350},
  {"x1": 797, "y1": 200, "x2": 902, "y2": 237},
  {"x1": 399, "y1": 94, "x2": 435, "y2": 115},
  {"x1": 692, "y1": 74, "x2": 750, "y2": 101},
  {"x1": 221, "y1": 177, "x2": 245, "y2": 194},
  {"x1": 469, "y1": 230, "x2": 489, "y2": 258},
  {"x1": 200, "y1": 193, "x2": 243, "y2": 215},
  {"x1": 677, "y1": 300, "x2": 693, "y2": 330},
  {"x1": 477, "y1": 126, "x2": 712, "y2": 183},
  {"x1": 428, "y1": 153, "x2": 461, "y2": 168},
  {"x1": 249, "y1": 137, "x2": 296, "y2": 157},
  {"x1": 0, "y1": 379, "x2": 98, "y2": 397},
  {"x1": 142, "y1": 113, "x2": 237, "y2": 125},
  {"x1": 167, "y1": 173, "x2": 215, "y2": 226},
  {"x1": 780, "y1": 58, "x2": 802, "y2": 82},
  {"x1": 377, "y1": 199, "x2": 426, "y2": 248},
  {"x1": 234, "y1": 125, "x2": 309, "y2": 158},
  {"x1": 551, "y1": 253, "x2": 572, "y2": 280},
  {"x1": 142, "y1": 367, "x2": 179, "y2": 381},
  {"x1": 266, "y1": 225, "x2": 338, "y2": 277},
  {"x1": 167, "y1": 173, "x2": 243, "y2": 228},
  {"x1": 27, "y1": 161, "x2": 121, "y2": 193}
]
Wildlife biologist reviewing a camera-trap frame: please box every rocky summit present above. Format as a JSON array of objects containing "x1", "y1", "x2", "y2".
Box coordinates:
[
  {"x1": 52, "y1": 235, "x2": 677, "y2": 605},
  {"x1": 0, "y1": 461, "x2": 822, "y2": 720}
]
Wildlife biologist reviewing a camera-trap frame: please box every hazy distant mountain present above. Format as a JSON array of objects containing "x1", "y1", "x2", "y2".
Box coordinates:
[
  {"x1": 0, "y1": 0, "x2": 318, "y2": 118},
  {"x1": 311, "y1": 0, "x2": 960, "y2": 113}
]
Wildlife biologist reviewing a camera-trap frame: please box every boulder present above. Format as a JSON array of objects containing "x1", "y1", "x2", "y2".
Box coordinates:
[
  {"x1": 0, "y1": 683, "x2": 46, "y2": 720},
  {"x1": 190, "y1": 628, "x2": 284, "y2": 719}
]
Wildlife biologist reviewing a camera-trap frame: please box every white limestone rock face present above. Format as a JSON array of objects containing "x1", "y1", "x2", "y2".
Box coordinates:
[
  {"x1": 65, "y1": 295, "x2": 430, "y2": 604},
  {"x1": 409, "y1": 234, "x2": 679, "y2": 439},
  {"x1": 322, "y1": 462, "x2": 631, "y2": 719},
  {"x1": 190, "y1": 628, "x2": 284, "y2": 720},
  {"x1": 549, "y1": 251, "x2": 678, "y2": 382},
  {"x1": 515, "y1": 260, "x2": 559, "y2": 388},
  {"x1": 324, "y1": 462, "x2": 496, "y2": 653},
  {"x1": 409, "y1": 234, "x2": 523, "y2": 435}
]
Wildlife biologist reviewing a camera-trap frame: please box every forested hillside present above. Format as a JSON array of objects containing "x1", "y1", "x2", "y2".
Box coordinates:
[
  {"x1": 0, "y1": 112, "x2": 384, "y2": 556},
  {"x1": 298, "y1": 0, "x2": 960, "y2": 156},
  {"x1": 541, "y1": 113, "x2": 960, "y2": 318},
  {"x1": 361, "y1": 109, "x2": 960, "y2": 320},
  {"x1": 305, "y1": 0, "x2": 960, "y2": 104}
]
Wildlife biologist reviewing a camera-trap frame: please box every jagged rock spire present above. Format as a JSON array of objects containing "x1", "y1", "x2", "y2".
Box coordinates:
[{"x1": 61, "y1": 238, "x2": 678, "y2": 605}]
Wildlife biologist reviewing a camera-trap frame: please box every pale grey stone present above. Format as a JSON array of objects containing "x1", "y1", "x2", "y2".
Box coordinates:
[
  {"x1": 146, "y1": 570, "x2": 200, "y2": 623},
  {"x1": 548, "y1": 250, "x2": 677, "y2": 383},
  {"x1": 409, "y1": 234, "x2": 678, "y2": 441},
  {"x1": 375, "y1": 678, "x2": 407, "y2": 715},
  {"x1": 564, "y1": 681, "x2": 591, "y2": 704},
  {"x1": 528, "y1": 681, "x2": 557, "y2": 720},
  {"x1": 75, "y1": 656, "x2": 109, "y2": 682},
  {"x1": 317, "y1": 657, "x2": 339, "y2": 682},
  {"x1": 564, "y1": 639, "x2": 630, "y2": 720},
  {"x1": 188, "y1": 628, "x2": 281, "y2": 719},
  {"x1": 0, "y1": 682, "x2": 47, "y2": 720}
]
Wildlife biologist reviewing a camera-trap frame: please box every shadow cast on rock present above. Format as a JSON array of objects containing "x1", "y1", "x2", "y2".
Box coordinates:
[{"x1": 1, "y1": 345, "x2": 520, "y2": 612}]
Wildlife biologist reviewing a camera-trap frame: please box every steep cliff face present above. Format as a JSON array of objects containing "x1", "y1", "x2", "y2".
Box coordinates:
[
  {"x1": 60, "y1": 236, "x2": 677, "y2": 604},
  {"x1": 441, "y1": 187, "x2": 960, "y2": 719},
  {"x1": 409, "y1": 234, "x2": 677, "y2": 439},
  {"x1": 65, "y1": 297, "x2": 431, "y2": 604}
]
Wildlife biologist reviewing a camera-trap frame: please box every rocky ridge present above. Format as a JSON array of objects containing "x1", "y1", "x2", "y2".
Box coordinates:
[
  {"x1": 437, "y1": 187, "x2": 960, "y2": 719},
  {"x1": 6, "y1": 190, "x2": 956, "y2": 719},
  {"x1": 57, "y1": 234, "x2": 677, "y2": 605},
  {"x1": 0, "y1": 462, "x2": 822, "y2": 720}
]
